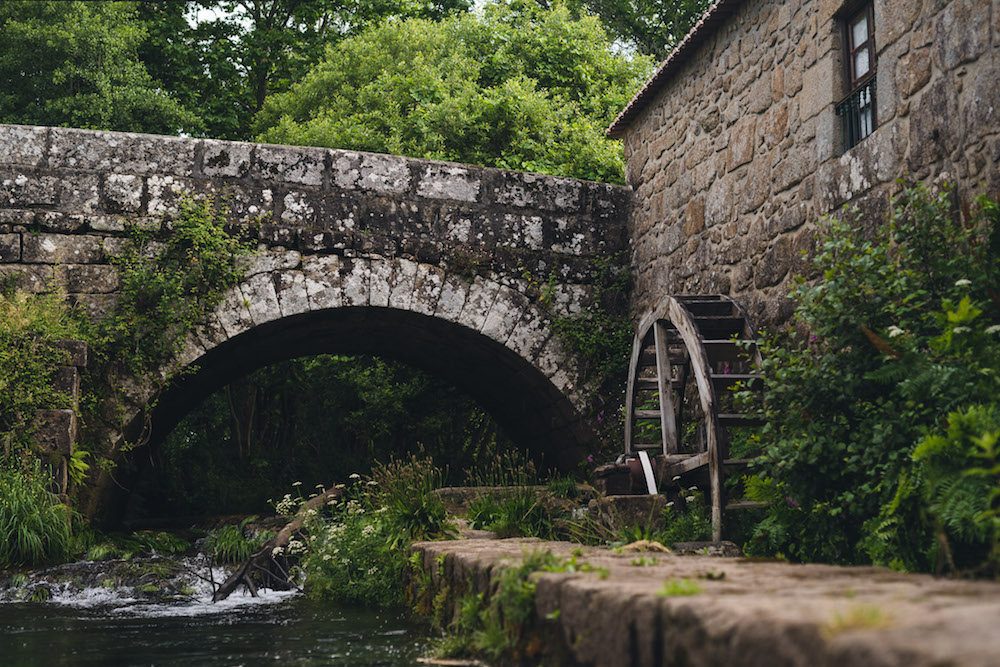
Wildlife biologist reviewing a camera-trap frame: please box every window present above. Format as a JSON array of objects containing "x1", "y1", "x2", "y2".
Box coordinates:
[{"x1": 835, "y1": 3, "x2": 877, "y2": 151}]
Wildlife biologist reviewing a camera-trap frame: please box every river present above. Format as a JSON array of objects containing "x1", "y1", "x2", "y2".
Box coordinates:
[{"x1": 0, "y1": 561, "x2": 429, "y2": 665}]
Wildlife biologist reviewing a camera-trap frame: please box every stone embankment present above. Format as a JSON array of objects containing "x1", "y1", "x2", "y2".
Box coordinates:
[{"x1": 411, "y1": 537, "x2": 1000, "y2": 666}]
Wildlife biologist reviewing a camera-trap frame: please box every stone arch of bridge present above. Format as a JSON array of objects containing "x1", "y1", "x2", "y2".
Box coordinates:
[{"x1": 85, "y1": 251, "x2": 597, "y2": 523}]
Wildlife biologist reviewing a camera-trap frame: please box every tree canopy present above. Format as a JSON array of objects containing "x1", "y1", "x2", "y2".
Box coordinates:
[
  {"x1": 254, "y1": 1, "x2": 654, "y2": 183},
  {"x1": 0, "y1": 1, "x2": 194, "y2": 134},
  {"x1": 568, "y1": 0, "x2": 711, "y2": 60},
  {"x1": 138, "y1": 0, "x2": 473, "y2": 140}
]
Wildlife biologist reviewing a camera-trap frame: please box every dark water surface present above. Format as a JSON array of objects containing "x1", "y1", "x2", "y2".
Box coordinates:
[{"x1": 0, "y1": 595, "x2": 429, "y2": 666}]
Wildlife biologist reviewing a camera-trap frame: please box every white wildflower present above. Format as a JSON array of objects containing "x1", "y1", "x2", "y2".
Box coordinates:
[
  {"x1": 349, "y1": 473, "x2": 361, "y2": 480},
  {"x1": 955, "y1": 279, "x2": 972, "y2": 287},
  {"x1": 986, "y1": 325, "x2": 1000, "y2": 334},
  {"x1": 292, "y1": 481, "x2": 303, "y2": 487},
  {"x1": 367, "y1": 480, "x2": 378, "y2": 486},
  {"x1": 666, "y1": 501, "x2": 675, "y2": 507},
  {"x1": 362, "y1": 524, "x2": 376, "y2": 537},
  {"x1": 685, "y1": 495, "x2": 695, "y2": 502},
  {"x1": 953, "y1": 326, "x2": 971, "y2": 334},
  {"x1": 322, "y1": 553, "x2": 332, "y2": 561},
  {"x1": 671, "y1": 476, "x2": 680, "y2": 482},
  {"x1": 887, "y1": 325, "x2": 905, "y2": 338}
]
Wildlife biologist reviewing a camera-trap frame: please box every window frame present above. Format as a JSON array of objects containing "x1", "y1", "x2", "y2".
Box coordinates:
[
  {"x1": 844, "y1": 3, "x2": 876, "y2": 91},
  {"x1": 835, "y1": 1, "x2": 878, "y2": 152}
]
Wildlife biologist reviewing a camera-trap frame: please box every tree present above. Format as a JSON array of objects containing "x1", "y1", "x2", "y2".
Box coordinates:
[
  {"x1": 567, "y1": 0, "x2": 712, "y2": 60},
  {"x1": 255, "y1": 0, "x2": 653, "y2": 183},
  {"x1": 0, "y1": 1, "x2": 195, "y2": 134},
  {"x1": 138, "y1": 0, "x2": 473, "y2": 140}
]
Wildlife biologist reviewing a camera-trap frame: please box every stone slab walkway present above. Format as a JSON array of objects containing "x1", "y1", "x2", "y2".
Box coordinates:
[{"x1": 411, "y1": 536, "x2": 1000, "y2": 666}]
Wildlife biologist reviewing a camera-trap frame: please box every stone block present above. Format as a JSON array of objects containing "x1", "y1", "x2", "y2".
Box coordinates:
[
  {"x1": 417, "y1": 163, "x2": 480, "y2": 202},
  {"x1": 331, "y1": 151, "x2": 411, "y2": 194},
  {"x1": 494, "y1": 171, "x2": 582, "y2": 211},
  {"x1": 456, "y1": 277, "x2": 500, "y2": 332},
  {"x1": 22, "y1": 233, "x2": 104, "y2": 264},
  {"x1": 504, "y1": 306, "x2": 552, "y2": 361},
  {"x1": 238, "y1": 249, "x2": 301, "y2": 276},
  {"x1": 240, "y1": 272, "x2": 282, "y2": 326},
  {"x1": 503, "y1": 213, "x2": 544, "y2": 250},
  {"x1": 387, "y1": 257, "x2": 418, "y2": 311},
  {"x1": 214, "y1": 286, "x2": 255, "y2": 338},
  {"x1": 935, "y1": 0, "x2": 990, "y2": 70},
  {"x1": 726, "y1": 116, "x2": 756, "y2": 171},
  {"x1": 683, "y1": 198, "x2": 705, "y2": 236},
  {"x1": 480, "y1": 285, "x2": 529, "y2": 344},
  {"x1": 754, "y1": 234, "x2": 795, "y2": 288},
  {"x1": 896, "y1": 49, "x2": 932, "y2": 98},
  {"x1": 964, "y1": 60, "x2": 1000, "y2": 144},
  {"x1": 909, "y1": 76, "x2": 960, "y2": 169},
  {"x1": 103, "y1": 173, "x2": 143, "y2": 213},
  {"x1": 49, "y1": 128, "x2": 196, "y2": 176},
  {"x1": 800, "y1": 57, "x2": 835, "y2": 122},
  {"x1": 201, "y1": 139, "x2": 253, "y2": 178},
  {"x1": 146, "y1": 174, "x2": 203, "y2": 215},
  {"x1": 434, "y1": 273, "x2": 470, "y2": 322},
  {"x1": 303, "y1": 255, "x2": 344, "y2": 311},
  {"x1": 0, "y1": 233, "x2": 19, "y2": 262},
  {"x1": 410, "y1": 263, "x2": 445, "y2": 316},
  {"x1": 369, "y1": 255, "x2": 392, "y2": 307},
  {"x1": 274, "y1": 270, "x2": 310, "y2": 318},
  {"x1": 877, "y1": 0, "x2": 921, "y2": 48},
  {"x1": 0, "y1": 264, "x2": 53, "y2": 292},
  {"x1": 341, "y1": 256, "x2": 370, "y2": 306},
  {"x1": 32, "y1": 409, "x2": 76, "y2": 456},
  {"x1": 54, "y1": 264, "x2": 119, "y2": 293},
  {"x1": 254, "y1": 144, "x2": 325, "y2": 186},
  {"x1": 0, "y1": 125, "x2": 47, "y2": 167}
]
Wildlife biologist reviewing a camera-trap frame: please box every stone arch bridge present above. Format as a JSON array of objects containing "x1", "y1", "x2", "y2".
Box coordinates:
[{"x1": 0, "y1": 124, "x2": 629, "y2": 521}]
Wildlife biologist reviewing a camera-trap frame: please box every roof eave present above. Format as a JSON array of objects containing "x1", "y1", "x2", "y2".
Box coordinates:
[{"x1": 607, "y1": 0, "x2": 746, "y2": 139}]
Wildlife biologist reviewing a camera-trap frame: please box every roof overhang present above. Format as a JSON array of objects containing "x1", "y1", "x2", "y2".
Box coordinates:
[{"x1": 607, "y1": 0, "x2": 746, "y2": 138}]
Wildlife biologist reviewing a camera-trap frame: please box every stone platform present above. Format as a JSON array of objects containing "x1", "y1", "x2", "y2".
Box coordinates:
[{"x1": 411, "y1": 537, "x2": 1000, "y2": 666}]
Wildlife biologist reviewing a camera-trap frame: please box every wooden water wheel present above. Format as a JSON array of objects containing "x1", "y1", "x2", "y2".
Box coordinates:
[{"x1": 624, "y1": 295, "x2": 764, "y2": 541}]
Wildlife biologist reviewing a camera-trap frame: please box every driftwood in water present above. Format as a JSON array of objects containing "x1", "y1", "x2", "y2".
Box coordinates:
[{"x1": 213, "y1": 487, "x2": 341, "y2": 602}]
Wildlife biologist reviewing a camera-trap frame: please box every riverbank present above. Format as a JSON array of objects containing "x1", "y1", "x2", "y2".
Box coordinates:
[{"x1": 410, "y1": 536, "x2": 1000, "y2": 666}]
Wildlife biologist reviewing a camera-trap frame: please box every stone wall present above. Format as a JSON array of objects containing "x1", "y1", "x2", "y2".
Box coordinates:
[
  {"x1": 618, "y1": 0, "x2": 1000, "y2": 325},
  {"x1": 0, "y1": 125, "x2": 628, "y2": 319}
]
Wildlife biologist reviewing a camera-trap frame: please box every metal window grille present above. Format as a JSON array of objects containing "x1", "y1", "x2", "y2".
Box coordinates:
[{"x1": 835, "y1": 77, "x2": 876, "y2": 152}]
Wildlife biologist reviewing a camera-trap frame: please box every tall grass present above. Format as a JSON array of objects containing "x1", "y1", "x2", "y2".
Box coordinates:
[{"x1": 0, "y1": 460, "x2": 71, "y2": 565}]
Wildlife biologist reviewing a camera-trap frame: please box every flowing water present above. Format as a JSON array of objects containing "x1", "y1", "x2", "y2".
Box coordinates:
[{"x1": 0, "y1": 558, "x2": 429, "y2": 666}]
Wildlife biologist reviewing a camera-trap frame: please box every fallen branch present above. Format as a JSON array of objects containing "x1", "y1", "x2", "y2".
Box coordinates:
[{"x1": 213, "y1": 486, "x2": 341, "y2": 602}]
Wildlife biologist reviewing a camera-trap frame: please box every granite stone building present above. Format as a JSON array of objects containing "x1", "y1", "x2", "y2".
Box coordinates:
[{"x1": 609, "y1": 0, "x2": 1000, "y2": 326}]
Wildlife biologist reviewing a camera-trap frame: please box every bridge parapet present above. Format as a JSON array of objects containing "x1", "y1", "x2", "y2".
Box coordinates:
[{"x1": 0, "y1": 125, "x2": 628, "y2": 288}]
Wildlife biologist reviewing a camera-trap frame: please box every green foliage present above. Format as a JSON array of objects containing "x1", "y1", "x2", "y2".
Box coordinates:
[
  {"x1": 748, "y1": 184, "x2": 1000, "y2": 571},
  {"x1": 205, "y1": 516, "x2": 273, "y2": 564},
  {"x1": 567, "y1": 0, "x2": 712, "y2": 60},
  {"x1": 0, "y1": 286, "x2": 85, "y2": 454},
  {"x1": 660, "y1": 489, "x2": 711, "y2": 544},
  {"x1": 99, "y1": 196, "x2": 252, "y2": 373},
  {"x1": 0, "y1": 1, "x2": 195, "y2": 133},
  {"x1": 0, "y1": 461, "x2": 71, "y2": 566},
  {"x1": 71, "y1": 527, "x2": 191, "y2": 561},
  {"x1": 138, "y1": 0, "x2": 471, "y2": 140},
  {"x1": 300, "y1": 456, "x2": 452, "y2": 606},
  {"x1": 371, "y1": 454, "x2": 456, "y2": 547},
  {"x1": 468, "y1": 488, "x2": 555, "y2": 539},
  {"x1": 255, "y1": 0, "x2": 654, "y2": 183}
]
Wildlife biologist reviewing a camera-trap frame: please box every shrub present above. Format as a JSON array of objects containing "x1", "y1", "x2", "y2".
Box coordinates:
[
  {"x1": 0, "y1": 460, "x2": 71, "y2": 566},
  {"x1": 747, "y1": 183, "x2": 1000, "y2": 570}
]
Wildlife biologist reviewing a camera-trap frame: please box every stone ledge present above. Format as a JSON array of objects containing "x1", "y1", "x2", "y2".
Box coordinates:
[{"x1": 411, "y1": 538, "x2": 1000, "y2": 667}]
